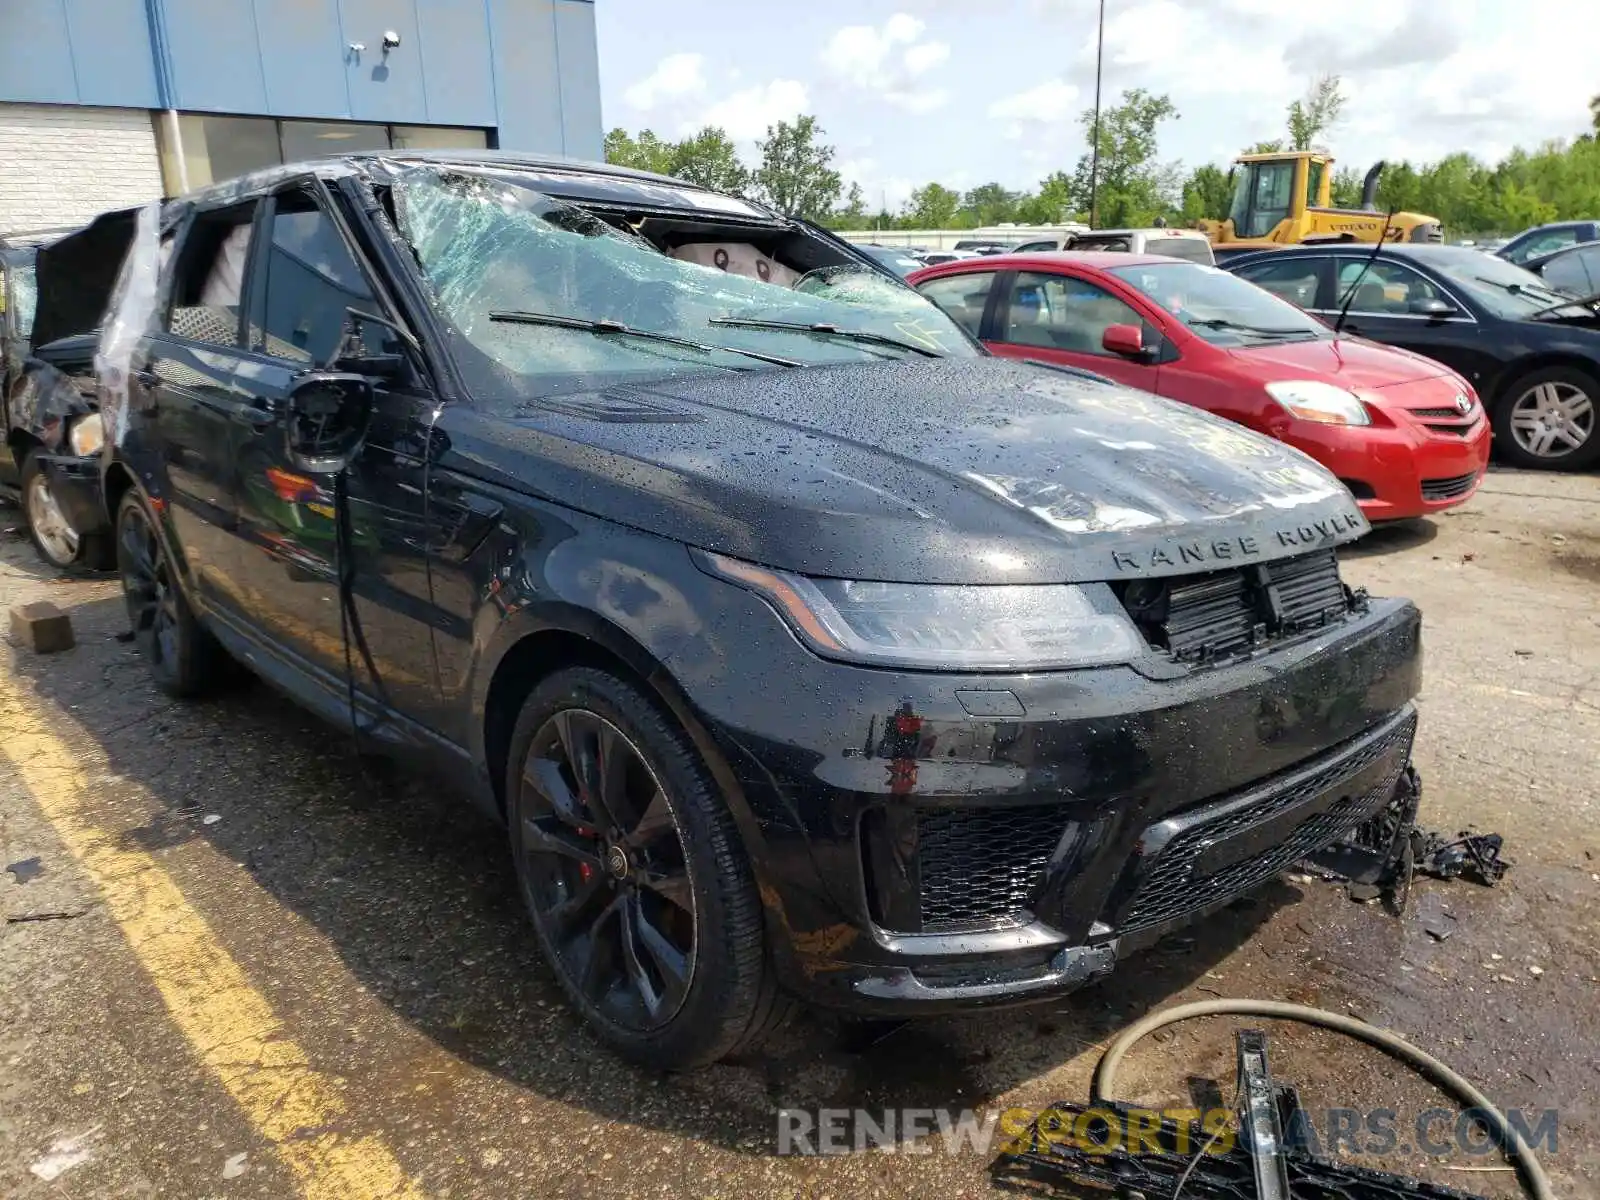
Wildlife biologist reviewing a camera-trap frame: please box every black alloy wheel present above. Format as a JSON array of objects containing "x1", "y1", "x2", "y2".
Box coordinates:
[
  {"x1": 506, "y1": 667, "x2": 788, "y2": 1069},
  {"x1": 516, "y1": 707, "x2": 698, "y2": 1030},
  {"x1": 115, "y1": 490, "x2": 228, "y2": 696}
]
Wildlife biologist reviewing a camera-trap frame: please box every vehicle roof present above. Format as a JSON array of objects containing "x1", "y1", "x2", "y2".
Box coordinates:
[
  {"x1": 918, "y1": 251, "x2": 1189, "y2": 273},
  {"x1": 1075, "y1": 227, "x2": 1209, "y2": 239},
  {"x1": 175, "y1": 150, "x2": 785, "y2": 222}
]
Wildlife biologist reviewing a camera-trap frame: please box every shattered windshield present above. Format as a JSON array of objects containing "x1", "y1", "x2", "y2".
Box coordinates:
[
  {"x1": 391, "y1": 167, "x2": 975, "y2": 395},
  {"x1": 10, "y1": 259, "x2": 39, "y2": 341}
]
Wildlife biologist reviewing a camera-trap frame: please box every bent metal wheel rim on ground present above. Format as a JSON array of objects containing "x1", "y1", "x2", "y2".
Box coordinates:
[
  {"x1": 1509, "y1": 379, "x2": 1595, "y2": 458},
  {"x1": 516, "y1": 708, "x2": 698, "y2": 1032},
  {"x1": 25, "y1": 471, "x2": 79, "y2": 564}
]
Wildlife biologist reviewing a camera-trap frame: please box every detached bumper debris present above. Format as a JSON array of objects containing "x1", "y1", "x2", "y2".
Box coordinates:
[
  {"x1": 994, "y1": 1029, "x2": 1489, "y2": 1200},
  {"x1": 1303, "y1": 768, "x2": 1510, "y2": 910}
]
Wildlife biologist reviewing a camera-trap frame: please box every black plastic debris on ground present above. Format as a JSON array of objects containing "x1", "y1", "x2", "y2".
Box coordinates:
[
  {"x1": 1417, "y1": 832, "x2": 1511, "y2": 886},
  {"x1": 4, "y1": 856, "x2": 45, "y2": 884}
]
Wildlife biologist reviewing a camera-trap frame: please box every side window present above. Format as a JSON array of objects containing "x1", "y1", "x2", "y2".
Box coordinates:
[
  {"x1": 1335, "y1": 261, "x2": 1442, "y2": 315},
  {"x1": 249, "y1": 192, "x2": 375, "y2": 366},
  {"x1": 915, "y1": 272, "x2": 997, "y2": 337},
  {"x1": 1510, "y1": 228, "x2": 1577, "y2": 265},
  {"x1": 165, "y1": 203, "x2": 256, "y2": 348},
  {"x1": 1238, "y1": 257, "x2": 1325, "y2": 308},
  {"x1": 1242, "y1": 162, "x2": 1295, "y2": 238},
  {"x1": 1539, "y1": 252, "x2": 1594, "y2": 296},
  {"x1": 1002, "y1": 272, "x2": 1150, "y2": 355}
]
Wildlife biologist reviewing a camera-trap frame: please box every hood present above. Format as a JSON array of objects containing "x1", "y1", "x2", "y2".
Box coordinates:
[
  {"x1": 436, "y1": 358, "x2": 1367, "y2": 585},
  {"x1": 29, "y1": 207, "x2": 139, "y2": 349},
  {"x1": 1226, "y1": 335, "x2": 1452, "y2": 390}
]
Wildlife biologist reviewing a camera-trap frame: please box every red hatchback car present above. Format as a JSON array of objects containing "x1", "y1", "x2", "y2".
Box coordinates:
[{"x1": 909, "y1": 253, "x2": 1491, "y2": 521}]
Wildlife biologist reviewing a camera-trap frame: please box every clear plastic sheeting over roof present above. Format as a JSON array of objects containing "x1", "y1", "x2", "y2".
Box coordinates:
[
  {"x1": 390, "y1": 166, "x2": 974, "y2": 394},
  {"x1": 95, "y1": 201, "x2": 162, "y2": 446}
]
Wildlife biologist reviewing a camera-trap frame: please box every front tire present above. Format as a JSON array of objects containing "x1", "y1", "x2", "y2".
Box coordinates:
[
  {"x1": 21, "y1": 449, "x2": 112, "y2": 571},
  {"x1": 1492, "y1": 365, "x2": 1600, "y2": 470},
  {"x1": 505, "y1": 666, "x2": 786, "y2": 1069},
  {"x1": 115, "y1": 490, "x2": 229, "y2": 697}
]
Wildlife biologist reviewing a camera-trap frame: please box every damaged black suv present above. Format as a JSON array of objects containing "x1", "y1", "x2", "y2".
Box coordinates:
[{"x1": 100, "y1": 153, "x2": 1421, "y2": 1069}]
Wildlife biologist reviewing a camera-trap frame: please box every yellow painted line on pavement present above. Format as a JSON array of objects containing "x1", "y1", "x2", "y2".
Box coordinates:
[{"x1": 0, "y1": 672, "x2": 425, "y2": 1200}]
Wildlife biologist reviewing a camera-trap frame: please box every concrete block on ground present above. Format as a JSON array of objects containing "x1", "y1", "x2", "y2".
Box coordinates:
[{"x1": 9, "y1": 601, "x2": 75, "y2": 653}]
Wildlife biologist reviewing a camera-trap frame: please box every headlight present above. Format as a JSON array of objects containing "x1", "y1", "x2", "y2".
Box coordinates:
[
  {"x1": 696, "y1": 550, "x2": 1145, "y2": 670},
  {"x1": 1264, "y1": 380, "x2": 1371, "y2": 426},
  {"x1": 67, "y1": 412, "x2": 105, "y2": 456}
]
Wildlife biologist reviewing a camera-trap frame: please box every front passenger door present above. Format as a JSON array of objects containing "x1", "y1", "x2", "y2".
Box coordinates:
[
  {"x1": 229, "y1": 182, "x2": 446, "y2": 730},
  {"x1": 985, "y1": 271, "x2": 1164, "y2": 392}
]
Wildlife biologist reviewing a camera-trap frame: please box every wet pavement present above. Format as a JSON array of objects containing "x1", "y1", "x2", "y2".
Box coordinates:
[{"x1": 1, "y1": 466, "x2": 1597, "y2": 1199}]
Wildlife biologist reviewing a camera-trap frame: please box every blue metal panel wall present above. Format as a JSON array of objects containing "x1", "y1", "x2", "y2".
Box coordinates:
[
  {"x1": 552, "y1": 0, "x2": 600, "y2": 160},
  {"x1": 338, "y1": 0, "x2": 427, "y2": 122},
  {"x1": 255, "y1": 0, "x2": 349, "y2": 119},
  {"x1": 160, "y1": 0, "x2": 269, "y2": 113},
  {"x1": 0, "y1": 0, "x2": 158, "y2": 108},
  {"x1": 415, "y1": 0, "x2": 496, "y2": 128},
  {"x1": 485, "y1": 0, "x2": 565, "y2": 154}
]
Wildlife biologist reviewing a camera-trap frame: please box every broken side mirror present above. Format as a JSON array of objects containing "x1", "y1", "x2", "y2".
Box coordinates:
[
  {"x1": 331, "y1": 308, "x2": 419, "y2": 381},
  {"x1": 285, "y1": 372, "x2": 373, "y2": 475},
  {"x1": 1102, "y1": 323, "x2": 1148, "y2": 358}
]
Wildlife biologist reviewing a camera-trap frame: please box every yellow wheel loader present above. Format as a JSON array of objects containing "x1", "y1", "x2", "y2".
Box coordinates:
[{"x1": 1198, "y1": 152, "x2": 1443, "y2": 261}]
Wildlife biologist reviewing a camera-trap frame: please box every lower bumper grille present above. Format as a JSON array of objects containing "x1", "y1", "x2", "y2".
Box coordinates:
[
  {"x1": 916, "y1": 805, "x2": 1075, "y2": 931},
  {"x1": 1421, "y1": 470, "x2": 1479, "y2": 502},
  {"x1": 1114, "y1": 712, "x2": 1416, "y2": 936}
]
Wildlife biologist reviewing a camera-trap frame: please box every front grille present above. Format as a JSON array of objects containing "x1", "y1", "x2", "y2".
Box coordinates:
[
  {"x1": 1409, "y1": 406, "x2": 1460, "y2": 419},
  {"x1": 1116, "y1": 713, "x2": 1416, "y2": 935},
  {"x1": 1118, "y1": 549, "x2": 1351, "y2": 666},
  {"x1": 1423, "y1": 419, "x2": 1481, "y2": 437},
  {"x1": 917, "y1": 805, "x2": 1075, "y2": 931},
  {"x1": 1422, "y1": 470, "x2": 1479, "y2": 502}
]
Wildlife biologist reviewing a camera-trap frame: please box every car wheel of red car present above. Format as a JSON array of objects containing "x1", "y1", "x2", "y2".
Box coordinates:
[
  {"x1": 1493, "y1": 365, "x2": 1600, "y2": 470},
  {"x1": 21, "y1": 449, "x2": 112, "y2": 572}
]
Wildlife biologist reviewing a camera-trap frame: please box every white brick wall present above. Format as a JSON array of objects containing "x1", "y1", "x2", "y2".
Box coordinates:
[{"x1": 0, "y1": 103, "x2": 164, "y2": 233}]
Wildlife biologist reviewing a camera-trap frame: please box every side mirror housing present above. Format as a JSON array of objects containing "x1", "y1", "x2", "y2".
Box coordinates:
[
  {"x1": 1410, "y1": 296, "x2": 1457, "y2": 318},
  {"x1": 1102, "y1": 323, "x2": 1148, "y2": 358},
  {"x1": 285, "y1": 372, "x2": 373, "y2": 475}
]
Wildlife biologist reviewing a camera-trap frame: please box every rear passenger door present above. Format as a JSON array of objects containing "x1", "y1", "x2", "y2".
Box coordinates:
[
  {"x1": 143, "y1": 200, "x2": 263, "y2": 612},
  {"x1": 913, "y1": 271, "x2": 999, "y2": 340},
  {"x1": 1233, "y1": 254, "x2": 1331, "y2": 311}
]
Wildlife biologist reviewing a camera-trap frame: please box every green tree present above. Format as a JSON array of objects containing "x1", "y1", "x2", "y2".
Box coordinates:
[
  {"x1": 1244, "y1": 140, "x2": 1285, "y2": 156},
  {"x1": 904, "y1": 182, "x2": 961, "y2": 228},
  {"x1": 959, "y1": 182, "x2": 1023, "y2": 226},
  {"x1": 752, "y1": 116, "x2": 842, "y2": 220},
  {"x1": 1591, "y1": 94, "x2": 1600, "y2": 132},
  {"x1": 1330, "y1": 166, "x2": 1365, "y2": 208},
  {"x1": 670, "y1": 127, "x2": 750, "y2": 194},
  {"x1": 1287, "y1": 75, "x2": 1346, "y2": 151},
  {"x1": 1071, "y1": 88, "x2": 1182, "y2": 226},
  {"x1": 1015, "y1": 172, "x2": 1076, "y2": 224},
  {"x1": 1180, "y1": 164, "x2": 1233, "y2": 222},
  {"x1": 830, "y1": 182, "x2": 870, "y2": 228},
  {"x1": 604, "y1": 128, "x2": 677, "y2": 175}
]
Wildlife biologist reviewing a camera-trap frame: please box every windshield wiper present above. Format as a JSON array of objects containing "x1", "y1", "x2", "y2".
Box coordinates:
[
  {"x1": 1470, "y1": 276, "x2": 1570, "y2": 306},
  {"x1": 1186, "y1": 317, "x2": 1312, "y2": 339},
  {"x1": 488, "y1": 311, "x2": 799, "y2": 368},
  {"x1": 708, "y1": 316, "x2": 944, "y2": 358},
  {"x1": 1530, "y1": 289, "x2": 1600, "y2": 319}
]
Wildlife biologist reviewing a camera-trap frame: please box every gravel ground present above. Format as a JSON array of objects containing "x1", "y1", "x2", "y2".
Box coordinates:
[{"x1": 1, "y1": 466, "x2": 1596, "y2": 1200}]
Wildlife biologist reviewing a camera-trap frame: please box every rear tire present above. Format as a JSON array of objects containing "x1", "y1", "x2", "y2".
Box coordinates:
[
  {"x1": 1492, "y1": 365, "x2": 1600, "y2": 470},
  {"x1": 21, "y1": 449, "x2": 112, "y2": 572},
  {"x1": 115, "y1": 489, "x2": 229, "y2": 697},
  {"x1": 505, "y1": 665, "x2": 787, "y2": 1069}
]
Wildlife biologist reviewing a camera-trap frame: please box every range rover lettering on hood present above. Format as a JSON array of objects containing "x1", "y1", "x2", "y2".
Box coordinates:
[{"x1": 1109, "y1": 510, "x2": 1366, "y2": 572}]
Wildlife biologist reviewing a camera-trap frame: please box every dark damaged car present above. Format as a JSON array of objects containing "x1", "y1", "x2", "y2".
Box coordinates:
[
  {"x1": 98, "y1": 153, "x2": 1423, "y2": 1069},
  {"x1": 2, "y1": 211, "x2": 137, "y2": 568}
]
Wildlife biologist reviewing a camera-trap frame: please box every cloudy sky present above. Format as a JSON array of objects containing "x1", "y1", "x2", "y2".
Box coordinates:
[{"x1": 593, "y1": 0, "x2": 1596, "y2": 210}]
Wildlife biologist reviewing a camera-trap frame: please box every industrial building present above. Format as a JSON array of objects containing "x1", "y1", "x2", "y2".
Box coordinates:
[{"x1": 0, "y1": 0, "x2": 602, "y2": 231}]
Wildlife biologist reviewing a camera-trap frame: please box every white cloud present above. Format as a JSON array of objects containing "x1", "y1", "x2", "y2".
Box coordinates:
[
  {"x1": 694, "y1": 79, "x2": 810, "y2": 142},
  {"x1": 623, "y1": 52, "x2": 707, "y2": 111},
  {"x1": 822, "y1": 14, "x2": 951, "y2": 113},
  {"x1": 989, "y1": 78, "x2": 1080, "y2": 123}
]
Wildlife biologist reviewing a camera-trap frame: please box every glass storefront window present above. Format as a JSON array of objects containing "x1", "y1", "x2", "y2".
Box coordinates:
[{"x1": 155, "y1": 115, "x2": 491, "y2": 195}]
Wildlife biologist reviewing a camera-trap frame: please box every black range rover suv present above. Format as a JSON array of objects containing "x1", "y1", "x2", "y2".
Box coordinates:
[{"x1": 98, "y1": 152, "x2": 1421, "y2": 1068}]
